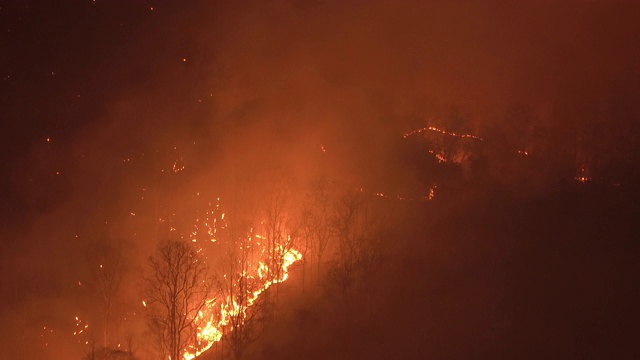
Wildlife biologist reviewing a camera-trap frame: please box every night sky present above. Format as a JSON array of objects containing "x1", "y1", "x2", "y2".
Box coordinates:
[{"x1": 1, "y1": 1, "x2": 639, "y2": 359}]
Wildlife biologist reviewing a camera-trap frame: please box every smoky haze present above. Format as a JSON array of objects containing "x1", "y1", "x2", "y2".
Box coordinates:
[{"x1": 1, "y1": 1, "x2": 638, "y2": 359}]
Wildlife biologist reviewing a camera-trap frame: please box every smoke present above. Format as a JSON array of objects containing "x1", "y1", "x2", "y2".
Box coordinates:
[{"x1": 1, "y1": 1, "x2": 639, "y2": 359}]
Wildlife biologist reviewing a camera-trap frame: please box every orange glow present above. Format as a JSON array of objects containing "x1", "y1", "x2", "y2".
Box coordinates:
[
  {"x1": 367, "y1": 187, "x2": 434, "y2": 202},
  {"x1": 173, "y1": 157, "x2": 185, "y2": 173},
  {"x1": 182, "y1": 244, "x2": 301, "y2": 360},
  {"x1": 72, "y1": 316, "x2": 89, "y2": 341},
  {"x1": 150, "y1": 198, "x2": 303, "y2": 360},
  {"x1": 575, "y1": 163, "x2": 592, "y2": 183},
  {"x1": 403, "y1": 125, "x2": 483, "y2": 141}
]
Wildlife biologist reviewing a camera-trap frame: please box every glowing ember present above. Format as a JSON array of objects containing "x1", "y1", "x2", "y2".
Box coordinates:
[
  {"x1": 182, "y1": 246, "x2": 301, "y2": 360},
  {"x1": 575, "y1": 163, "x2": 592, "y2": 183},
  {"x1": 403, "y1": 125, "x2": 483, "y2": 140},
  {"x1": 152, "y1": 197, "x2": 303, "y2": 360},
  {"x1": 428, "y1": 186, "x2": 436, "y2": 200},
  {"x1": 575, "y1": 176, "x2": 590, "y2": 183},
  {"x1": 367, "y1": 187, "x2": 435, "y2": 202},
  {"x1": 173, "y1": 157, "x2": 185, "y2": 173},
  {"x1": 72, "y1": 316, "x2": 89, "y2": 342},
  {"x1": 428, "y1": 149, "x2": 447, "y2": 163}
]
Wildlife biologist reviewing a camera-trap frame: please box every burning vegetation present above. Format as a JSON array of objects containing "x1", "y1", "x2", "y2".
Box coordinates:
[{"x1": 1, "y1": 1, "x2": 639, "y2": 360}]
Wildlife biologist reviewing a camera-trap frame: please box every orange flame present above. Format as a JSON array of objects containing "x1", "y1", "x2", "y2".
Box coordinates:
[
  {"x1": 178, "y1": 198, "x2": 302, "y2": 360},
  {"x1": 182, "y1": 244, "x2": 301, "y2": 360},
  {"x1": 403, "y1": 125, "x2": 483, "y2": 141}
]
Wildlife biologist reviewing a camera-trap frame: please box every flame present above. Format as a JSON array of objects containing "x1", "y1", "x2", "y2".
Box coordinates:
[
  {"x1": 182, "y1": 244, "x2": 301, "y2": 360},
  {"x1": 171, "y1": 198, "x2": 303, "y2": 360},
  {"x1": 367, "y1": 187, "x2": 435, "y2": 202},
  {"x1": 428, "y1": 149, "x2": 447, "y2": 163},
  {"x1": 72, "y1": 316, "x2": 89, "y2": 343},
  {"x1": 403, "y1": 125, "x2": 483, "y2": 141},
  {"x1": 405, "y1": 125, "x2": 533, "y2": 162}
]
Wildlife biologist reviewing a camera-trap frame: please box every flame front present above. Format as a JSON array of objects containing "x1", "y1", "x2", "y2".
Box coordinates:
[
  {"x1": 403, "y1": 125, "x2": 483, "y2": 140},
  {"x1": 182, "y1": 247, "x2": 301, "y2": 360},
  {"x1": 179, "y1": 199, "x2": 302, "y2": 360}
]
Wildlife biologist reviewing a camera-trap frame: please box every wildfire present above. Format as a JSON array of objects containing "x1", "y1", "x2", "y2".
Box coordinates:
[
  {"x1": 181, "y1": 245, "x2": 301, "y2": 360},
  {"x1": 152, "y1": 197, "x2": 303, "y2": 360},
  {"x1": 404, "y1": 125, "x2": 534, "y2": 162},
  {"x1": 190, "y1": 199, "x2": 223, "y2": 244},
  {"x1": 186, "y1": 244, "x2": 300, "y2": 360},
  {"x1": 403, "y1": 125, "x2": 483, "y2": 141},
  {"x1": 428, "y1": 150, "x2": 447, "y2": 163},
  {"x1": 369, "y1": 187, "x2": 436, "y2": 202}
]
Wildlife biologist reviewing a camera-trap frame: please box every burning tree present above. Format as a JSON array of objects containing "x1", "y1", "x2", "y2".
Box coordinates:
[
  {"x1": 262, "y1": 182, "x2": 299, "y2": 304},
  {"x1": 151, "y1": 193, "x2": 302, "y2": 360},
  {"x1": 143, "y1": 239, "x2": 212, "y2": 360},
  {"x1": 212, "y1": 195, "x2": 280, "y2": 360},
  {"x1": 218, "y1": 234, "x2": 268, "y2": 360}
]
